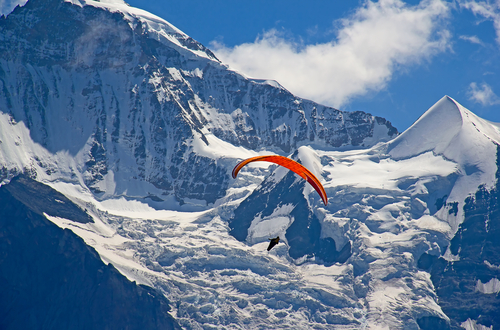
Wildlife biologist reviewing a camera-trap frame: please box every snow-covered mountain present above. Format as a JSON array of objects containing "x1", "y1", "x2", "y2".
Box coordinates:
[
  {"x1": 0, "y1": 0, "x2": 395, "y2": 207},
  {"x1": 0, "y1": 0, "x2": 499, "y2": 329}
]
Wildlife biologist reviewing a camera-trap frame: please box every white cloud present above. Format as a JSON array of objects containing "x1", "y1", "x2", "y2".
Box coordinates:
[
  {"x1": 467, "y1": 82, "x2": 500, "y2": 105},
  {"x1": 459, "y1": 34, "x2": 484, "y2": 45},
  {"x1": 0, "y1": 0, "x2": 27, "y2": 16},
  {"x1": 211, "y1": 0, "x2": 450, "y2": 108},
  {"x1": 460, "y1": 0, "x2": 500, "y2": 45}
]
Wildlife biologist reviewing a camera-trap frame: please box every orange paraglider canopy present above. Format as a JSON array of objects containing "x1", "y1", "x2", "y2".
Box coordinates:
[{"x1": 232, "y1": 155, "x2": 328, "y2": 206}]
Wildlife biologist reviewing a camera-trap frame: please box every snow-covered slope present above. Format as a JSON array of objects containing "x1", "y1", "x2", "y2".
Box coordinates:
[{"x1": 1, "y1": 0, "x2": 500, "y2": 329}]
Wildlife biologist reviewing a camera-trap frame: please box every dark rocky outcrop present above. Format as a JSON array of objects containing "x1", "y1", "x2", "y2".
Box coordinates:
[
  {"x1": 419, "y1": 145, "x2": 500, "y2": 330},
  {"x1": 0, "y1": 176, "x2": 180, "y2": 330}
]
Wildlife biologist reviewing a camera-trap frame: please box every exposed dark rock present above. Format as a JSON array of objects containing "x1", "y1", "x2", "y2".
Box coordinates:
[
  {"x1": 4, "y1": 174, "x2": 93, "y2": 223},
  {"x1": 0, "y1": 176, "x2": 180, "y2": 330},
  {"x1": 417, "y1": 316, "x2": 450, "y2": 330},
  {"x1": 421, "y1": 145, "x2": 500, "y2": 329}
]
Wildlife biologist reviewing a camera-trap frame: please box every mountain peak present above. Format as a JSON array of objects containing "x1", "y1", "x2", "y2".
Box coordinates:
[
  {"x1": 4, "y1": 0, "x2": 218, "y2": 62},
  {"x1": 388, "y1": 96, "x2": 500, "y2": 233},
  {"x1": 65, "y1": 0, "x2": 219, "y2": 60},
  {"x1": 388, "y1": 96, "x2": 500, "y2": 161},
  {"x1": 387, "y1": 96, "x2": 463, "y2": 159}
]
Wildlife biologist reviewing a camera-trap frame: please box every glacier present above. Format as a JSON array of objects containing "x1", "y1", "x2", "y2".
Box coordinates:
[{"x1": 0, "y1": 0, "x2": 500, "y2": 329}]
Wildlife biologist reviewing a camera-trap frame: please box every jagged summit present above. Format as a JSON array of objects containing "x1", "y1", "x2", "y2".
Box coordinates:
[
  {"x1": 4, "y1": 0, "x2": 218, "y2": 61},
  {"x1": 65, "y1": 0, "x2": 220, "y2": 61}
]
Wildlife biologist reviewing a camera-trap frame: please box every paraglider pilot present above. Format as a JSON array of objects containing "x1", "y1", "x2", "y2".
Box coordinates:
[
  {"x1": 232, "y1": 155, "x2": 328, "y2": 253},
  {"x1": 267, "y1": 236, "x2": 280, "y2": 251}
]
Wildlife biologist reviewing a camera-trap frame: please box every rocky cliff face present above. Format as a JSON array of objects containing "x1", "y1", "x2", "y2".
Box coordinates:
[
  {"x1": 419, "y1": 146, "x2": 500, "y2": 330},
  {"x1": 0, "y1": 176, "x2": 180, "y2": 330},
  {"x1": 0, "y1": 0, "x2": 396, "y2": 206}
]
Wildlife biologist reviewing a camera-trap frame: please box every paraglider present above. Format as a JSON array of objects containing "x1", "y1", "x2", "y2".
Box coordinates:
[
  {"x1": 267, "y1": 236, "x2": 280, "y2": 251},
  {"x1": 232, "y1": 155, "x2": 328, "y2": 206}
]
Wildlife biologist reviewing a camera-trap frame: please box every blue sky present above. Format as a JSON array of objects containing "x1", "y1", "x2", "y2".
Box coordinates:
[{"x1": 2, "y1": 0, "x2": 500, "y2": 132}]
